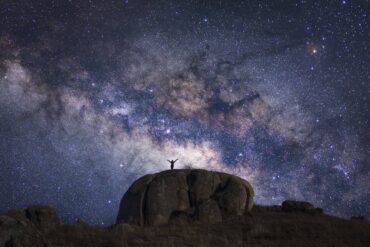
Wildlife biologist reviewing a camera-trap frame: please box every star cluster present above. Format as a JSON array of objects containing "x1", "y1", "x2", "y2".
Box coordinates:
[{"x1": 0, "y1": 0, "x2": 369, "y2": 224}]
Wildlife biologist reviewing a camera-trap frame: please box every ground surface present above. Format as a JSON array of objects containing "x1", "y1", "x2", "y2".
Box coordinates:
[{"x1": 1, "y1": 204, "x2": 369, "y2": 247}]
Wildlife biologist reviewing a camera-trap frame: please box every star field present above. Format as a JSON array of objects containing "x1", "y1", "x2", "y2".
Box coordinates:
[{"x1": 0, "y1": 0, "x2": 369, "y2": 225}]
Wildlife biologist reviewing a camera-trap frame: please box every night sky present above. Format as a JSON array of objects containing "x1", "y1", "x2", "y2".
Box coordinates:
[{"x1": 0, "y1": 0, "x2": 369, "y2": 225}]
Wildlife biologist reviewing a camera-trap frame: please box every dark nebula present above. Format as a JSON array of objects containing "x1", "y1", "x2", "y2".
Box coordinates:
[{"x1": 0, "y1": 0, "x2": 369, "y2": 225}]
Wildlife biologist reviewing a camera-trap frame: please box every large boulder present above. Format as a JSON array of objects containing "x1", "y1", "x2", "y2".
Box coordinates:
[{"x1": 116, "y1": 169, "x2": 254, "y2": 226}]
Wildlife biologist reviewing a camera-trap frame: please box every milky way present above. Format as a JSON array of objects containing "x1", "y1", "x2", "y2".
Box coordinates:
[{"x1": 0, "y1": 0, "x2": 369, "y2": 224}]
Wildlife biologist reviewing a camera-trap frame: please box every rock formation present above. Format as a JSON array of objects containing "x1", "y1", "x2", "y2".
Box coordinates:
[
  {"x1": 116, "y1": 169, "x2": 254, "y2": 226},
  {"x1": 0, "y1": 205, "x2": 57, "y2": 247},
  {"x1": 0, "y1": 169, "x2": 369, "y2": 246}
]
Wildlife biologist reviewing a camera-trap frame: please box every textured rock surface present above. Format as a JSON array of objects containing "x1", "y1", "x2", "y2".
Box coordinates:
[
  {"x1": 0, "y1": 206, "x2": 56, "y2": 247},
  {"x1": 116, "y1": 169, "x2": 254, "y2": 226},
  {"x1": 1, "y1": 203, "x2": 370, "y2": 247}
]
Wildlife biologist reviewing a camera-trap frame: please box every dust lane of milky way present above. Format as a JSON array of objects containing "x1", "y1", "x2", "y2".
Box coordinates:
[{"x1": 0, "y1": 0, "x2": 369, "y2": 225}]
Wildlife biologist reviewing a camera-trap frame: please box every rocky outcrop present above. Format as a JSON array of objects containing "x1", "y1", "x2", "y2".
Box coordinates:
[
  {"x1": 6, "y1": 205, "x2": 60, "y2": 234},
  {"x1": 0, "y1": 170, "x2": 369, "y2": 246},
  {"x1": 0, "y1": 206, "x2": 57, "y2": 247},
  {"x1": 116, "y1": 169, "x2": 254, "y2": 226},
  {"x1": 1, "y1": 202, "x2": 369, "y2": 247}
]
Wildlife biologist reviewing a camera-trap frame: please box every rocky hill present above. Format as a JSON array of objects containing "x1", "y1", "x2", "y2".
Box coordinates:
[{"x1": 1, "y1": 169, "x2": 369, "y2": 247}]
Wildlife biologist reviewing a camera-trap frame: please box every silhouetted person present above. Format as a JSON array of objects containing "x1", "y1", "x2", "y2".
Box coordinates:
[{"x1": 167, "y1": 159, "x2": 178, "y2": 170}]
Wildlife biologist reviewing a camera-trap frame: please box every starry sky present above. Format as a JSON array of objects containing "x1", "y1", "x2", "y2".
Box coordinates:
[{"x1": 0, "y1": 0, "x2": 369, "y2": 225}]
